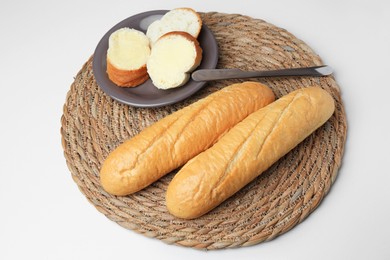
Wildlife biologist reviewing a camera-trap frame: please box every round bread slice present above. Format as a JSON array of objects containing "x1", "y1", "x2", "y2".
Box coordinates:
[
  {"x1": 146, "y1": 8, "x2": 202, "y2": 45},
  {"x1": 147, "y1": 32, "x2": 202, "y2": 90},
  {"x1": 106, "y1": 27, "x2": 150, "y2": 87}
]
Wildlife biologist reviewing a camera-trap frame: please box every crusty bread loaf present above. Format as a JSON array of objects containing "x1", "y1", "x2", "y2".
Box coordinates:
[
  {"x1": 166, "y1": 87, "x2": 335, "y2": 219},
  {"x1": 147, "y1": 31, "x2": 202, "y2": 89},
  {"x1": 106, "y1": 28, "x2": 150, "y2": 87},
  {"x1": 100, "y1": 82, "x2": 275, "y2": 196},
  {"x1": 146, "y1": 8, "x2": 202, "y2": 45}
]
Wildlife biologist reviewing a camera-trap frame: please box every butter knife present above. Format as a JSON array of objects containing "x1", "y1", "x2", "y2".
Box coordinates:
[{"x1": 191, "y1": 65, "x2": 332, "y2": 81}]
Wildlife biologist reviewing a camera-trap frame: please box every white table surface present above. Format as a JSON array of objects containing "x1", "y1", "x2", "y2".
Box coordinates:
[{"x1": 1, "y1": 0, "x2": 389, "y2": 259}]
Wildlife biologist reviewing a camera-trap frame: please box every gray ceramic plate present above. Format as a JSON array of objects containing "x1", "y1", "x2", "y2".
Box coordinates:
[{"x1": 92, "y1": 10, "x2": 219, "y2": 108}]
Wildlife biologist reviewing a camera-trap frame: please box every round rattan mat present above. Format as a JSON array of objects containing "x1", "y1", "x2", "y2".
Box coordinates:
[{"x1": 61, "y1": 12, "x2": 347, "y2": 250}]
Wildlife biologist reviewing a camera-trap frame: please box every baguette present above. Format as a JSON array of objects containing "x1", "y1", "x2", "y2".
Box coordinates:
[
  {"x1": 166, "y1": 87, "x2": 335, "y2": 219},
  {"x1": 100, "y1": 82, "x2": 275, "y2": 196}
]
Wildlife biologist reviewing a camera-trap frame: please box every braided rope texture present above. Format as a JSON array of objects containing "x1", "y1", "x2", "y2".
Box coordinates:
[{"x1": 61, "y1": 12, "x2": 347, "y2": 250}]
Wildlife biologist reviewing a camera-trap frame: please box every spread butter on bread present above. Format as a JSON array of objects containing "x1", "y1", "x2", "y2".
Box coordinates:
[
  {"x1": 106, "y1": 27, "x2": 150, "y2": 87},
  {"x1": 100, "y1": 82, "x2": 275, "y2": 196},
  {"x1": 147, "y1": 31, "x2": 202, "y2": 89},
  {"x1": 166, "y1": 87, "x2": 335, "y2": 219},
  {"x1": 146, "y1": 8, "x2": 202, "y2": 46}
]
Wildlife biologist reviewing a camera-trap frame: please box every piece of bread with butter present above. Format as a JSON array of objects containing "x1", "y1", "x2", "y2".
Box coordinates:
[
  {"x1": 147, "y1": 31, "x2": 202, "y2": 89},
  {"x1": 106, "y1": 28, "x2": 151, "y2": 87}
]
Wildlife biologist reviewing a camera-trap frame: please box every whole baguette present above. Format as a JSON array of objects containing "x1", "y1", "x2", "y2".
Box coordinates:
[
  {"x1": 166, "y1": 86, "x2": 335, "y2": 219},
  {"x1": 100, "y1": 82, "x2": 275, "y2": 196}
]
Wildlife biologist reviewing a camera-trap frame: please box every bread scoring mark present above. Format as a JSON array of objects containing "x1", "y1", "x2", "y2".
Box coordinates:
[
  {"x1": 191, "y1": 174, "x2": 205, "y2": 203},
  {"x1": 171, "y1": 96, "x2": 217, "y2": 155},
  {"x1": 254, "y1": 92, "x2": 301, "y2": 159},
  {"x1": 211, "y1": 114, "x2": 269, "y2": 196},
  {"x1": 118, "y1": 114, "x2": 182, "y2": 177},
  {"x1": 170, "y1": 84, "x2": 251, "y2": 157},
  {"x1": 210, "y1": 127, "x2": 256, "y2": 198},
  {"x1": 212, "y1": 92, "x2": 299, "y2": 195}
]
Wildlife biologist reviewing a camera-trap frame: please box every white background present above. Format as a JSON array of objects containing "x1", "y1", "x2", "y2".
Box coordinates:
[{"x1": 1, "y1": 0, "x2": 389, "y2": 259}]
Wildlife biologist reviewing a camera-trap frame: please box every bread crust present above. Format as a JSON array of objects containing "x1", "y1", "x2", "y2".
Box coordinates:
[
  {"x1": 106, "y1": 59, "x2": 149, "y2": 87},
  {"x1": 166, "y1": 87, "x2": 335, "y2": 219},
  {"x1": 173, "y1": 7, "x2": 202, "y2": 38},
  {"x1": 146, "y1": 7, "x2": 203, "y2": 45},
  {"x1": 100, "y1": 82, "x2": 275, "y2": 196}
]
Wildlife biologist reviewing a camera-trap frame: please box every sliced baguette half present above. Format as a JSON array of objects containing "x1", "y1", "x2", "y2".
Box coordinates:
[
  {"x1": 146, "y1": 8, "x2": 202, "y2": 45},
  {"x1": 106, "y1": 27, "x2": 150, "y2": 87},
  {"x1": 147, "y1": 31, "x2": 202, "y2": 89}
]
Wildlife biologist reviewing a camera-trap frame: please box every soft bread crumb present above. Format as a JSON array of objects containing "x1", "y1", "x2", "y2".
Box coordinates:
[
  {"x1": 146, "y1": 8, "x2": 202, "y2": 45},
  {"x1": 147, "y1": 32, "x2": 202, "y2": 89}
]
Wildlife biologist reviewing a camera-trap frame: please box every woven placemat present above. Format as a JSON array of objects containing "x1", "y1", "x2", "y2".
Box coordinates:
[{"x1": 61, "y1": 12, "x2": 347, "y2": 250}]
